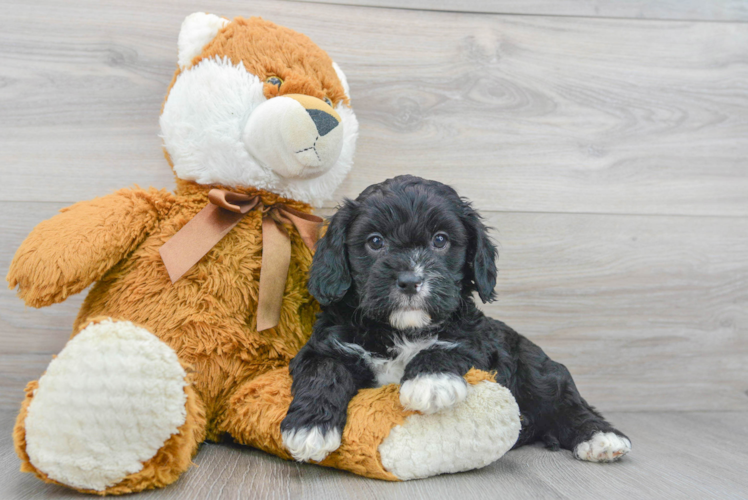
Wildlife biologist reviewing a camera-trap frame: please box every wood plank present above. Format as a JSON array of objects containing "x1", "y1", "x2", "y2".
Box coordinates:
[
  {"x1": 2, "y1": 202, "x2": 746, "y2": 412},
  {"x1": 1, "y1": 0, "x2": 747, "y2": 216},
  {"x1": 2, "y1": 410, "x2": 747, "y2": 499},
  {"x1": 290, "y1": 0, "x2": 748, "y2": 22}
]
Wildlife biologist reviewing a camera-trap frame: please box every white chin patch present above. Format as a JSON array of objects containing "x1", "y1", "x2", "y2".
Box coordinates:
[
  {"x1": 399, "y1": 373, "x2": 468, "y2": 414},
  {"x1": 23, "y1": 320, "x2": 187, "y2": 491},
  {"x1": 389, "y1": 309, "x2": 431, "y2": 330},
  {"x1": 574, "y1": 431, "x2": 631, "y2": 462},
  {"x1": 282, "y1": 427, "x2": 342, "y2": 462}
]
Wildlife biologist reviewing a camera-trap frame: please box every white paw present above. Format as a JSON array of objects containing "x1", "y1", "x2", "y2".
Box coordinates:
[
  {"x1": 282, "y1": 426, "x2": 341, "y2": 462},
  {"x1": 399, "y1": 373, "x2": 468, "y2": 414},
  {"x1": 574, "y1": 431, "x2": 631, "y2": 462}
]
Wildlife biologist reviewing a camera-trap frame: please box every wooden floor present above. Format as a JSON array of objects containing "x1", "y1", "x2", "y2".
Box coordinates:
[
  {"x1": 2, "y1": 410, "x2": 748, "y2": 500},
  {"x1": 1, "y1": 0, "x2": 747, "y2": 498}
]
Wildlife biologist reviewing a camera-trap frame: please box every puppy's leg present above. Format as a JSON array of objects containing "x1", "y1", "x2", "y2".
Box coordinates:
[
  {"x1": 399, "y1": 344, "x2": 479, "y2": 414},
  {"x1": 280, "y1": 341, "x2": 372, "y2": 462},
  {"x1": 552, "y1": 375, "x2": 631, "y2": 463},
  {"x1": 510, "y1": 338, "x2": 631, "y2": 462}
]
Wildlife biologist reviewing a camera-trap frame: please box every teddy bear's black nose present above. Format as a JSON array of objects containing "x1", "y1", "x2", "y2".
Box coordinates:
[
  {"x1": 306, "y1": 109, "x2": 339, "y2": 137},
  {"x1": 397, "y1": 272, "x2": 423, "y2": 295}
]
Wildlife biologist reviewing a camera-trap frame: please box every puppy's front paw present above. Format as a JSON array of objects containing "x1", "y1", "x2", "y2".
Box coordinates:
[
  {"x1": 281, "y1": 426, "x2": 342, "y2": 462},
  {"x1": 574, "y1": 431, "x2": 631, "y2": 463},
  {"x1": 399, "y1": 373, "x2": 468, "y2": 414}
]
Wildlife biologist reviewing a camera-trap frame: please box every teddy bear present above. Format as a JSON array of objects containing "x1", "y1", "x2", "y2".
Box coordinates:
[{"x1": 7, "y1": 13, "x2": 521, "y2": 495}]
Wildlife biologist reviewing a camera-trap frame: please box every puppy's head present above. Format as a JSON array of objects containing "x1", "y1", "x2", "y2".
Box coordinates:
[{"x1": 309, "y1": 175, "x2": 497, "y2": 330}]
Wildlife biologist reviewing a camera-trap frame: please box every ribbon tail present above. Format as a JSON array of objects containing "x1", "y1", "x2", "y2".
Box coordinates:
[
  {"x1": 257, "y1": 217, "x2": 292, "y2": 332},
  {"x1": 277, "y1": 206, "x2": 324, "y2": 250}
]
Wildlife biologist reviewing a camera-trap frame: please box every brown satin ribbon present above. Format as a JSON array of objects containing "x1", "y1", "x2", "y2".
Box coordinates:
[{"x1": 159, "y1": 189, "x2": 323, "y2": 332}]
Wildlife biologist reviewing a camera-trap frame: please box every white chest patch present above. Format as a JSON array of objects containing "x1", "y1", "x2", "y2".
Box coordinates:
[{"x1": 368, "y1": 336, "x2": 456, "y2": 387}]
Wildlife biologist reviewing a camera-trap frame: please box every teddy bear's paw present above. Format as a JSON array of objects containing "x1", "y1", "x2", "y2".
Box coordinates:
[
  {"x1": 380, "y1": 380, "x2": 521, "y2": 480},
  {"x1": 399, "y1": 373, "x2": 468, "y2": 414},
  {"x1": 23, "y1": 319, "x2": 188, "y2": 492},
  {"x1": 574, "y1": 432, "x2": 631, "y2": 463},
  {"x1": 282, "y1": 426, "x2": 342, "y2": 462}
]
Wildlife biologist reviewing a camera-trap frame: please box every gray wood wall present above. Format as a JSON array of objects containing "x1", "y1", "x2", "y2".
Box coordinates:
[{"x1": 1, "y1": 0, "x2": 746, "y2": 413}]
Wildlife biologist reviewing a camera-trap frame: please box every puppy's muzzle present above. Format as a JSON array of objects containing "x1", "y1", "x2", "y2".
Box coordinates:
[{"x1": 242, "y1": 94, "x2": 344, "y2": 179}]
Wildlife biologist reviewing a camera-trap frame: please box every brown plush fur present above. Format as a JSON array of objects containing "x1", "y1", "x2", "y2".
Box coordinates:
[
  {"x1": 8, "y1": 16, "x2": 500, "y2": 494},
  {"x1": 163, "y1": 16, "x2": 348, "y2": 114},
  {"x1": 9, "y1": 180, "x2": 317, "y2": 494}
]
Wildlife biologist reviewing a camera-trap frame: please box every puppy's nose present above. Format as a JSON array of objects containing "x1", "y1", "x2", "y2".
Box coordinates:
[
  {"x1": 306, "y1": 109, "x2": 339, "y2": 136},
  {"x1": 397, "y1": 272, "x2": 422, "y2": 295}
]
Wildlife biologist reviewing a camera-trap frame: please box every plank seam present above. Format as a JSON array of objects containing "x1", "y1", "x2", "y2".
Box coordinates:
[{"x1": 282, "y1": 0, "x2": 748, "y2": 24}]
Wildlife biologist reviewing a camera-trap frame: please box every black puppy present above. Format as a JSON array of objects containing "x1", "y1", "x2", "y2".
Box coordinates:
[{"x1": 281, "y1": 175, "x2": 631, "y2": 464}]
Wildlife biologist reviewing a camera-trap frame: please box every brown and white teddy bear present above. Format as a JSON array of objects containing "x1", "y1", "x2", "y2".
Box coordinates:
[{"x1": 8, "y1": 13, "x2": 520, "y2": 495}]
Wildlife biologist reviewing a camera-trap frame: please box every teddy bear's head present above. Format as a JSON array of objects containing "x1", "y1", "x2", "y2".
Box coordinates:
[{"x1": 160, "y1": 13, "x2": 358, "y2": 206}]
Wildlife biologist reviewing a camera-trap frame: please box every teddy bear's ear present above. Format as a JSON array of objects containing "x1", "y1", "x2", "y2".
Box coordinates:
[
  {"x1": 178, "y1": 12, "x2": 229, "y2": 70},
  {"x1": 332, "y1": 61, "x2": 351, "y2": 100}
]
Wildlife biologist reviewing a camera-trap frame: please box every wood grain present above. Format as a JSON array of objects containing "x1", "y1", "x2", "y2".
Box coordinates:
[
  {"x1": 291, "y1": 0, "x2": 748, "y2": 22},
  {"x1": 2, "y1": 409, "x2": 747, "y2": 499},
  {"x1": 2, "y1": 204, "x2": 746, "y2": 412},
  {"x1": 0, "y1": 0, "x2": 747, "y2": 216},
  {"x1": 1, "y1": 1, "x2": 747, "y2": 496}
]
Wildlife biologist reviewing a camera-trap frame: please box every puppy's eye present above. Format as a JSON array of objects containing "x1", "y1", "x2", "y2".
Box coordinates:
[
  {"x1": 323, "y1": 97, "x2": 333, "y2": 107},
  {"x1": 266, "y1": 76, "x2": 283, "y2": 89},
  {"x1": 432, "y1": 233, "x2": 449, "y2": 249},
  {"x1": 367, "y1": 234, "x2": 385, "y2": 251}
]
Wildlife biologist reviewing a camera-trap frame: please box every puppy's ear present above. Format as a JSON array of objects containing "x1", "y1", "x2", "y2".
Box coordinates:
[
  {"x1": 308, "y1": 200, "x2": 357, "y2": 306},
  {"x1": 462, "y1": 200, "x2": 498, "y2": 303}
]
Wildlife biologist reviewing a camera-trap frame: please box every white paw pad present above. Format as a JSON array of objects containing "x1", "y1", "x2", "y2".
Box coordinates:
[
  {"x1": 399, "y1": 373, "x2": 468, "y2": 414},
  {"x1": 24, "y1": 320, "x2": 188, "y2": 491},
  {"x1": 574, "y1": 431, "x2": 631, "y2": 462},
  {"x1": 282, "y1": 426, "x2": 341, "y2": 462}
]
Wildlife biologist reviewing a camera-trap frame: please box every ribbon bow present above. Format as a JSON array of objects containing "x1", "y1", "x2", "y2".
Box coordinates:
[{"x1": 159, "y1": 189, "x2": 323, "y2": 331}]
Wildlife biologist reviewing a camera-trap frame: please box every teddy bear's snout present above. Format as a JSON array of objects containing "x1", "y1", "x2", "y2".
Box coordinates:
[{"x1": 242, "y1": 94, "x2": 344, "y2": 179}]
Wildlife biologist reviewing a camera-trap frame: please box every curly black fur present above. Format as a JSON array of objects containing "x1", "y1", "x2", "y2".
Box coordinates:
[{"x1": 282, "y1": 175, "x2": 629, "y2": 456}]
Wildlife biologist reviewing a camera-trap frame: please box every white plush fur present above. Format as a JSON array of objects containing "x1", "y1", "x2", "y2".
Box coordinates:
[
  {"x1": 332, "y1": 61, "x2": 351, "y2": 98},
  {"x1": 380, "y1": 380, "x2": 521, "y2": 480},
  {"x1": 242, "y1": 95, "x2": 344, "y2": 178},
  {"x1": 160, "y1": 56, "x2": 358, "y2": 207},
  {"x1": 399, "y1": 373, "x2": 468, "y2": 414},
  {"x1": 24, "y1": 320, "x2": 188, "y2": 491},
  {"x1": 178, "y1": 13, "x2": 229, "y2": 70},
  {"x1": 282, "y1": 427, "x2": 342, "y2": 462},
  {"x1": 389, "y1": 309, "x2": 431, "y2": 330},
  {"x1": 574, "y1": 431, "x2": 632, "y2": 462}
]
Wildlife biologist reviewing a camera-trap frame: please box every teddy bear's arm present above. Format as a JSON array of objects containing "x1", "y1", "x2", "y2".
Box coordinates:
[{"x1": 7, "y1": 187, "x2": 175, "y2": 308}]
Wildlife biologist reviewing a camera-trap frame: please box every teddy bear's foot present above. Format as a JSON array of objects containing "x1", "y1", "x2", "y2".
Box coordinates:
[
  {"x1": 226, "y1": 368, "x2": 520, "y2": 481},
  {"x1": 14, "y1": 319, "x2": 206, "y2": 494},
  {"x1": 378, "y1": 370, "x2": 521, "y2": 480}
]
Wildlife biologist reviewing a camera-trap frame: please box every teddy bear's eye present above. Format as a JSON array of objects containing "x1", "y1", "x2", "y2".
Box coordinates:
[
  {"x1": 323, "y1": 97, "x2": 333, "y2": 107},
  {"x1": 266, "y1": 76, "x2": 283, "y2": 89}
]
